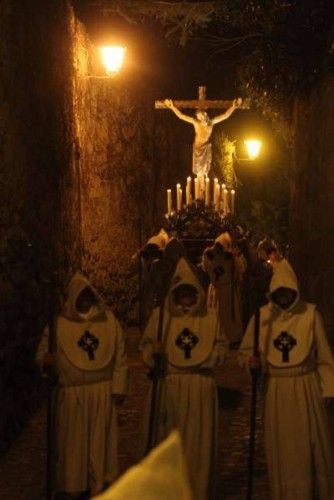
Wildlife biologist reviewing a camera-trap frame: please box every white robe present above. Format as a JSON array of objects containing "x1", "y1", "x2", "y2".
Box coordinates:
[
  {"x1": 239, "y1": 260, "x2": 334, "y2": 500},
  {"x1": 37, "y1": 272, "x2": 129, "y2": 495},
  {"x1": 141, "y1": 258, "x2": 227, "y2": 500}
]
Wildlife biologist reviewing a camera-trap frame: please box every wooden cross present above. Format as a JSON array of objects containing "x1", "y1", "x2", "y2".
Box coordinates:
[{"x1": 155, "y1": 85, "x2": 250, "y2": 110}]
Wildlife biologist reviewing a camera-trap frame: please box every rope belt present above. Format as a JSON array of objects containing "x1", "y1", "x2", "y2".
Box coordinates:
[
  {"x1": 267, "y1": 362, "x2": 316, "y2": 378},
  {"x1": 59, "y1": 378, "x2": 113, "y2": 388}
]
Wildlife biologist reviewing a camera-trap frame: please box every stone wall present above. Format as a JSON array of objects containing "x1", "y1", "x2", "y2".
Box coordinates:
[
  {"x1": 0, "y1": 0, "x2": 193, "y2": 449},
  {"x1": 0, "y1": 0, "x2": 192, "y2": 323},
  {"x1": 290, "y1": 75, "x2": 334, "y2": 339},
  {"x1": 71, "y1": 23, "x2": 191, "y2": 320},
  {"x1": 0, "y1": 0, "x2": 78, "y2": 451}
]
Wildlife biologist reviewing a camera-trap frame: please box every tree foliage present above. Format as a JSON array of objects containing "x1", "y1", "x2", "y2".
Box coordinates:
[
  {"x1": 87, "y1": 0, "x2": 332, "y2": 131},
  {"x1": 87, "y1": 1, "x2": 218, "y2": 46}
]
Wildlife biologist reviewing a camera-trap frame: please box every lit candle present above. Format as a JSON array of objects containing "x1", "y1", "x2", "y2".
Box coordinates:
[
  {"x1": 178, "y1": 188, "x2": 183, "y2": 211},
  {"x1": 214, "y1": 183, "x2": 220, "y2": 211},
  {"x1": 223, "y1": 187, "x2": 228, "y2": 214},
  {"x1": 194, "y1": 177, "x2": 199, "y2": 200},
  {"x1": 197, "y1": 174, "x2": 201, "y2": 199},
  {"x1": 186, "y1": 176, "x2": 191, "y2": 205},
  {"x1": 221, "y1": 184, "x2": 225, "y2": 213},
  {"x1": 205, "y1": 177, "x2": 210, "y2": 205},
  {"x1": 167, "y1": 189, "x2": 172, "y2": 215},
  {"x1": 213, "y1": 178, "x2": 218, "y2": 208},
  {"x1": 231, "y1": 189, "x2": 235, "y2": 215},
  {"x1": 197, "y1": 174, "x2": 204, "y2": 199},
  {"x1": 176, "y1": 184, "x2": 181, "y2": 211}
]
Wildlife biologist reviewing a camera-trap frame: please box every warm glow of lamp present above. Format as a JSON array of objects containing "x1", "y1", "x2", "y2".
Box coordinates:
[
  {"x1": 244, "y1": 139, "x2": 262, "y2": 160},
  {"x1": 99, "y1": 46, "x2": 126, "y2": 74}
]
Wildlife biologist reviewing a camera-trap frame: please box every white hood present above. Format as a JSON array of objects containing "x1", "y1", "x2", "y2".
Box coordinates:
[
  {"x1": 92, "y1": 431, "x2": 193, "y2": 500},
  {"x1": 215, "y1": 231, "x2": 232, "y2": 253},
  {"x1": 269, "y1": 259, "x2": 300, "y2": 311},
  {"x1": 168, "y1": 258, "x2": 206, "y2": 317},
  {"x1": 147, "y1": 228, "x2": 169, "y2": 249},
  {"x1": 61, "y1": 271, "x2": 105, "y2": 322}
]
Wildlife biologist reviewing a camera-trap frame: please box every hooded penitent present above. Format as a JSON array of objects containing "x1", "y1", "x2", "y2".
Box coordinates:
[
  {"x1": 262, "y1": 258, "x2": 315, "y2": 368},
  {"x1": 239, "y1": 262, "x2": 334, "y2": 499},
  {"x1": 93, "y1": 431, "x2": 193, "y2": 500},
  {"x1": 141, "y1": 258, "x2": 225, "y2": 500},
  {"x1": 39, "y1": 270, "x2": 128, "y2": 495},
  {"x1": 57, "y1": 271, "x2": 115, "y2": 372},
  {"x1": 203, "y1": 232, "x2": 245, "y2": 343},
  {"x1": 168, "y1": 257, "x2": 205, "y2": 317},
  {"x1": 269, "y1": 257, "x2": 299, "y2": 307},
  {"x1": 163, "y1": 258, "x2": 218, "y2": 368},
  {"x1": 147, "y1": 237, "x2": 186, "y2": 306}
]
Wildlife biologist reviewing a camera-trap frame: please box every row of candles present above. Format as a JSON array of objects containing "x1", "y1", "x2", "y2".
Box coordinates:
[{"x1": 166, "y1": 175, "x2": 236, "y2": 216}]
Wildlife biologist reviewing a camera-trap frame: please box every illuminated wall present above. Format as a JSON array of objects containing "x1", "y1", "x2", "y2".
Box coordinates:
[{"x1": 70, "y1": 18, "x2": 190, "y2": 320}]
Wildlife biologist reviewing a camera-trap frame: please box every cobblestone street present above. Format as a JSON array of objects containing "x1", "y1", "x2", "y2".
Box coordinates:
[{"x1": 0, "y1": 327, "x2": 269, "y2": 500}]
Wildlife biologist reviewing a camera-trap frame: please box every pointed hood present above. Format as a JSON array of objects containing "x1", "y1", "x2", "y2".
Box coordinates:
[
  {"x1": 168, "y1": 258, "x2": 206, "y2": 316},
  {"x1": 269, "y1": 259, "x2": 300, "y2": 310},
  {"x1": 92, "y1": 431, "x2": 193, "y2": 500},
  {"x1": 215, "y1": 231, "x2": 232, "y2": 253},
  {"x1": 147, "y1": 228, "x2": 169, "y2": 249},
  {"x1": 61, "y1": 271, "x2": 105, "y2": 322}
]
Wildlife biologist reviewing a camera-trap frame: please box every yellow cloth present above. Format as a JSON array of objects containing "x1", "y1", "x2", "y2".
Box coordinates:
[{"x1": 92, "y1": 431, "x2": 193, "y2": 500}]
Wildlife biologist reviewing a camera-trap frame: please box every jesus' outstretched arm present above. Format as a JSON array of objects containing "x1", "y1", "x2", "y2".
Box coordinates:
[
  {"x1": 164, "y1": 99, "x2": 196, "y2": 125},
  {"x1": 211, "y1": 97, "x2": 243, "y2": 125}
]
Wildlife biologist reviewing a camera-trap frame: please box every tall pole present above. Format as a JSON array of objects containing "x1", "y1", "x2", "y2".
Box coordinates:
[
  {"x1": 145, "y1": 254, "x2": 177, "y2": 454},
  {"x1": 44, "y1": 275, "x2": 58, "y2": 500},
  {"x1": 145, "y1": 298, "x2": 166, "y2": 454},
  {"x1": 247, "y1": 305, "x2": 260, "y2": 499}
]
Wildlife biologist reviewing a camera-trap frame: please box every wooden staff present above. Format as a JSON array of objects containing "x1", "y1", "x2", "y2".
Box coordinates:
[
  {"x1": 144, "y1": 256, "x2": 174, "y2": 453},
  {"x1": 145, "y1": 294, "x2": 166, "y2": 454},
  {"x1": 43, "y1": 275, "x2": 58, "y2": 500},
  {"x1": 144, "y1": 238, "x2": 186, "y2": 454},
  {"x1": 247, "y1": 305, "x2": 261, "y2": 500}
]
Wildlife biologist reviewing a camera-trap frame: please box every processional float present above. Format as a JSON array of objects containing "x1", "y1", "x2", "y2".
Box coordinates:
[{"x1": 141, "y1": 87, "x2": 260, "y2": 499}]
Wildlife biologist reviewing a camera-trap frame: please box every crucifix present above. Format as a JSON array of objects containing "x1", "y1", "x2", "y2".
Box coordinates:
[{"x1": 155, "y1": 86, "x2": 249, "y2": 176}]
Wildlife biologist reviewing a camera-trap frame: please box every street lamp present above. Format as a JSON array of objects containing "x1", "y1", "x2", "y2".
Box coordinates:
[
  {"x1": 99, "y1": 46, "x2": 126, "y2": 75},
  {"x1": 244, "y1": 139, "x2": 262, "y2": 160}
]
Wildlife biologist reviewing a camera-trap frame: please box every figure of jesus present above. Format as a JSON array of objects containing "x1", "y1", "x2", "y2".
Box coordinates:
[{"x1": 164, "y1": 97, "x2": 242, "y2": 176}]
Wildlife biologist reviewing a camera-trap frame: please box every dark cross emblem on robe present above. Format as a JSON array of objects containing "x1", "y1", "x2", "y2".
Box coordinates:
[
  {"x1": 273, "y1": 331, "x2": 297, "y2": 362},
  {"x1": 78, "y1": 331, "x2": 99, "y2": 361},
  {"x1": 176, "y1": 328, "x2": 199, "y2": 359}
]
